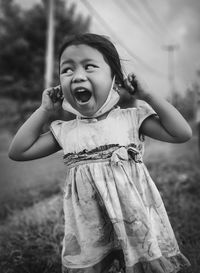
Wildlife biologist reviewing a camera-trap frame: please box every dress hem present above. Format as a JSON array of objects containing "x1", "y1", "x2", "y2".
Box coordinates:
[{"x1": 62, "y1": 251, "x2": 191, "y2": 273}]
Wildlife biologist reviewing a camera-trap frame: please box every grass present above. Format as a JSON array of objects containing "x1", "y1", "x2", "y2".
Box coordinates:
[
  {"x1": 0, "y1": 195, "x2": 64, "y2": 273},
  {"x1": 0, "y1": 134, "x2": 199, "y2": 273},
  {"x1": 0, "y1": 131, "x2": 65, "y2": 221},
  {"x1": 145, "y1": 138, "x2": 200, "y2": 273},
  {"x1": 0, "y1": 181, "x2": 62, "y2": 221}
]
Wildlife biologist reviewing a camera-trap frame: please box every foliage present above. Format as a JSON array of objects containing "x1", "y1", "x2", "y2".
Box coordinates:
[
  {"x1": 172, "y1": 83, "x2": 199, "y2": 121},
  {"x1": 0, "y1": 195, "x2": 64, "y2": 273},
  {"x1": 145, "y1": 139, "x2": 199, "y2": 273},
  {"x1": 0, "y1": 0, "x2": 90, "y2": 101}
]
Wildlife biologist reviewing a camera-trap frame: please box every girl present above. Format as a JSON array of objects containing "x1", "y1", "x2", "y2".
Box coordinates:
[{"x1": 9, "y1": 33, "x2": 192, "y2": 273}]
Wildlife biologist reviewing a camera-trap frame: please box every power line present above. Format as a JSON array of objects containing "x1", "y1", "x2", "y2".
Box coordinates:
[
  {"x1": 140, "y1": 0, "x2": 172, "y2": 39},
  {"x1": 113, "y1": 0, "x2": 154, "y2": 39},
  {"x1": 80, "y1": 0, "x2": 165, "y2": 77},
  {"x1": 125, "y1": 0, "x2": 164, "y2": 40},
  {"x1": 114, "y1": 0, "x2": 164, "y2": 46}
]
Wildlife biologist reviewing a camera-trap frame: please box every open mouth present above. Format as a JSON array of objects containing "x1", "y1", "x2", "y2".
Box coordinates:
[{"x1": 74, "y1": 88, "x2": 92, "y2": 103}]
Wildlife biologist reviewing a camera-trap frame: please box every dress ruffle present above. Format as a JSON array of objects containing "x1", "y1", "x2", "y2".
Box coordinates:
[
  {"x1": 124, "y1": 253, "x2": 190, "y2": 273},
  {"x1": 62, "y1": 252, "x2": 190, "y2": 273}
]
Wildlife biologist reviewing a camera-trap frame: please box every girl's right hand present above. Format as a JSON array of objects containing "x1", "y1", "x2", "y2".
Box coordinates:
[
  {"x1": 124, "y1": 73, "x2": 153, "y2": 102},
  {"x1": 41, "y1": 85, "x2": 64, "y2": 112}
]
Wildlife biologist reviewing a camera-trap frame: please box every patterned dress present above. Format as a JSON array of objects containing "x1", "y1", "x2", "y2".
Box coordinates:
[{"x1": 50, "y1": 105, "x2": 190, "y2": 273}]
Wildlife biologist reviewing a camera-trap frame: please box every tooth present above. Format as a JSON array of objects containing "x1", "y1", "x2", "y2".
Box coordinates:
[{"x1": 76, "y1": 89, "x2": 85, "y2": 93}]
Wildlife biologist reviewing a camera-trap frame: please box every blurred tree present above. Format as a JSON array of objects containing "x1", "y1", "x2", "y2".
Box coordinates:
[
  {"x1": 174, "y1": 87, "x2": 196, "y2": 121},
  {"x1": 0, "y1": 0, "x2": 90, "y2": 101},
  {"x1": 195, "y1": 70, "x2": 200, "y2": 153}
]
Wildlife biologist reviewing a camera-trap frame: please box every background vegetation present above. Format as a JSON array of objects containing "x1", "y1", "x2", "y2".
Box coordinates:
[{"x1": 0, "y1": 0, "x2": 90, "y2": 131}]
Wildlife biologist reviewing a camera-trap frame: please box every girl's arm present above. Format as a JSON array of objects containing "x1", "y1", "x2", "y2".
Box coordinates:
[
  {"x1": 124, "y1": 74, "x2": 192, "y2": 143},
  {"x1": 8, "y1": 87, "x2": 63, "y2": 161}
]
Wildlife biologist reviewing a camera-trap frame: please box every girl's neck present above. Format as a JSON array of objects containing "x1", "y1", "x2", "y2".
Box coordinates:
[
  {"x1": 80, "y1": 106, "x2": 117, "y2": 121},
  {"x1": 97, "y1": 110, "x2": 111, "y2": 121}
]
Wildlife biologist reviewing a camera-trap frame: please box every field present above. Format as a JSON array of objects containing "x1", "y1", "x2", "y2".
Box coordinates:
[{"x1": 0, "y1": 129, "x2": 199, "y2": 273}]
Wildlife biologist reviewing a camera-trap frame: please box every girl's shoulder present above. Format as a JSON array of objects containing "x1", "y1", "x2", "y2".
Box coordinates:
[
  {"x1": 110, "y1": 106, "x2": 136, "y2": 118},
  {"x1": 50, "y1": 118, "x2": 77, "y2": 132},
  {"x1": 113, "y1": 102, "x2": 156, "y2": 126},
  {"x1": 50, "y1": 119, "x2": 77, "y2": 147},
  {"x1": 51, "y1": 118, "x2": 76, "y2": 127}
]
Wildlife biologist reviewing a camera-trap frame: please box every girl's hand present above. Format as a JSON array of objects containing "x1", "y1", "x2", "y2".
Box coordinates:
[
  {"x1": 124, "y1": 73, "x2": 150, "y2": 101},
  {"x1": 41, "y1": 85, "x2": 63, "y2": 112}
]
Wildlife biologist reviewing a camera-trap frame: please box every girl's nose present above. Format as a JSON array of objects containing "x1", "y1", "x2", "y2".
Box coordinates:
[{"x1": 72, "y1": 68, "x2": 87, "y2": 83}]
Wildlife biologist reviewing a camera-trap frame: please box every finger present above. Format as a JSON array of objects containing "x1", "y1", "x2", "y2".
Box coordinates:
[
  {"x1": 124, "y1": 78, "x2": 132, "y2": 88},
  {"x1": 131, "y1": 79, "x2": 138, "y2": 90},
  {"x1": 44, "y1": 87, "x2": 53, "y2": 97},
  {"x1": 47, "y1": 88, "x2": 57, "y2": 103},
  {"x1": 53, "y1": 85, "x2": 60, "y2": 95},
  {"x1": 128, "y1": 73, "x2": 136, "y2": 82},
  {"x1": 127, "y1": 74, "x2": 133, "y2": 83},
  {"x1": 128, "y1": 75, "x2": 138, "y2": 90},
  {"x1": 53, "y1": 85, "x2": 63, "y2": 100},
  {"x1": 57, "y1": 87, "x2": 63, "y2": 99},
  {"x1": 124, "y1": 80, "x2": 135, "y2": 95}
]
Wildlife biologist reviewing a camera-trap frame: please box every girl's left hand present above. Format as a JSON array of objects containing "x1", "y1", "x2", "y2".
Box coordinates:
[
  {"x1": 124, "y1": 73, "x2": 150, "y2": 101},
  {"x1": 41, "y1": 85, "x2": 64, "y2": 112}
]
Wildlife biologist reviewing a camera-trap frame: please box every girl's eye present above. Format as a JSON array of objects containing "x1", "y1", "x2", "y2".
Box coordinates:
[
  {"x1": 85, "y1": 64, "x2": 97, "y2": 71},
  {"x1": 61, "y1": 67, "x2": 73, "y2": 74}
]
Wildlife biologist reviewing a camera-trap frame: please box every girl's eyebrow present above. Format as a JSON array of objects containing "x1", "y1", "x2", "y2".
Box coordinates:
[
  {"x1": 60, "y1": 59, "x2": 74, "y2": 66},
  {"x1": 60, "y1": 58, "x2": 97, "y2": 66}
]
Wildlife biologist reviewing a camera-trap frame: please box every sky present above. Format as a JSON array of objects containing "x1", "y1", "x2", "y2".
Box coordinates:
[{"x1": 15, "y1": 0, "x2": 200, "y2": 98}]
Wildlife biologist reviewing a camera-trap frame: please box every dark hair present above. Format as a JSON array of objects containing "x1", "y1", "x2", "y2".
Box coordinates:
[{"x1": 58, "y1": 33, "x2": 124, "y2": 86}]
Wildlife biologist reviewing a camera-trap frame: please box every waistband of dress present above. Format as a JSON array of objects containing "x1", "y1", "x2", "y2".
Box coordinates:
[{"x1": 63, "y1": 143, "x2": 143, "y2": 168}]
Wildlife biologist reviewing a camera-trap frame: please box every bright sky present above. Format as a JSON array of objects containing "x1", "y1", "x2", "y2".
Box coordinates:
[{"x1": 15, "y1": 0, "x2": 200, "y2": 98}]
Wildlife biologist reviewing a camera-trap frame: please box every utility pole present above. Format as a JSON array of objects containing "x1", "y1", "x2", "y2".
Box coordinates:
[
  {"x1": 163, "y1": 44, "x2": 179, "y2": 105},
  {"x1": 44, "y1": 0, "x2": 55, "y2": 89}
]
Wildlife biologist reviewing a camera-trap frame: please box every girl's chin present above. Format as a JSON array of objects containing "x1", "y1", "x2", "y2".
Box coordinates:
[{"x1": 78, "y1": 108, "x2": 97, "y2": 117}]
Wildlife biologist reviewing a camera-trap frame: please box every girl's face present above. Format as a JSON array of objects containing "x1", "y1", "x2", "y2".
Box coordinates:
[{"x1": 60, "y1": 44, "x2": 113, "y2": 117}]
